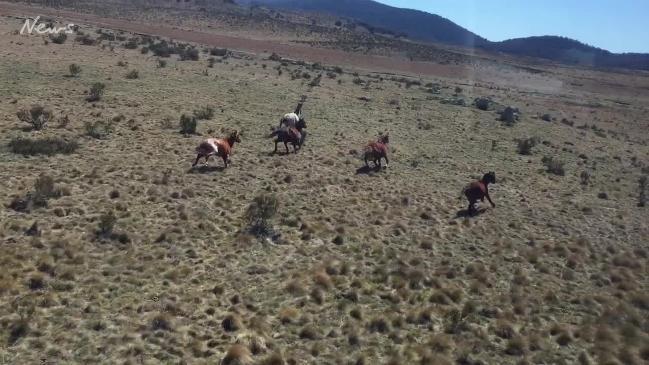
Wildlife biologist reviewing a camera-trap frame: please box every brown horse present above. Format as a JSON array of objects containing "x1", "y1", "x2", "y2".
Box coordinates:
[
  {"x1": 462, "y1": 172, "x2": 496, "y2": 215},
  {"x1": 363, "y1": 133, "x2": 389, "y2": 169},
  {"x1": 192, "y1": 130, "x2": 241, "y2": 168},
  {"x1": 269, "y1": 118, "x2": 306, "y2": 154}
]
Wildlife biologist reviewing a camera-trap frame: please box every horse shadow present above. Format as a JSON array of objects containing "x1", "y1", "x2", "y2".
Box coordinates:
[
  {"x1": 455, "y1": 207, "x2": 488, "y2": 218},
  {"x1": 356, "y1": 165, "x2": 384, "y2": 175},
  {"x1": 187, "y1": 165, "x2": 225, "y2": 174}
]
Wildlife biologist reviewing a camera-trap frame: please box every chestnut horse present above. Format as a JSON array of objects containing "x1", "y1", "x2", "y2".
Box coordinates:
[
  {"x1": 363, "y1": 133, "x2": 389, "y2": 169},
  {"x1": 192, "y1": 130, "x2": 241, "y2": 168},
  {"x1": 462, "y1": 172, "x2": 496, "y2": 215}
]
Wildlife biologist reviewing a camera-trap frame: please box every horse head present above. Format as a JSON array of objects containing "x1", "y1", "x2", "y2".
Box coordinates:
[
  {"x1": 229, "y1": 130, "x2": 242, "y2": 144},
  {"x1": 483, "y1": 171, "x2": 496, "y2": 184},
  {"x1": 378, "y1": 133, "x2": 389, "y2": 145}
]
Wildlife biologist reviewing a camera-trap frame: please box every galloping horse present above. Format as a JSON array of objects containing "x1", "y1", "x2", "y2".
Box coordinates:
[
  {"x1": 461, "y1": 172, "x2": 496, "y2": 215},
  {"x1": 270, "y1": 118, "x2": 307, "y2": 154},
  {"x1": 363, "y1": 133, "x2": 389, "y2": 169},
  {"x1": 192, "y1": 130, "x2": 241, "y2": 168}
]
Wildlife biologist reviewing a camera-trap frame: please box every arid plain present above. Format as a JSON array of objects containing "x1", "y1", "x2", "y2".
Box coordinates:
[{"x1": 0, "y1": 2, "x2": 648, "y2": 364}]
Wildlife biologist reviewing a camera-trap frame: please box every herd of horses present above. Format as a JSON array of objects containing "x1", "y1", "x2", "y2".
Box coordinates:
[{"x1": 190, "y1": 104, "x2": 496, "y2": 216}]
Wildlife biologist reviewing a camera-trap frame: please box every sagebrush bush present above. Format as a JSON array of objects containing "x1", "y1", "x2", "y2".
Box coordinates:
[
  {"x1": 180, "y1": 48, "x2": 199, "y2": 61},
  {"x1": 193, "y1": 106, "x2": 214, "y2": 120},
  {"x1": 517, "y1": 137, "x2": 538, "y2": 155},
  {"x1": 638, "y1": 176, "x2": 647, "y2": 207},
  {"x1": 210, "y1": 47, "x2": 228, "y2": 57},
  {"x1": 8, "y1": 174, "x2": 62, "y2": 212},
  {"x1": 69, "y1": 63, "x2": 82, "y2": 77},
  {"x1": 245, "y1": 194, "x2": 279, "y2": 238},
  {"x1": 8, "y1": 137, "x2": 78, "y2": 156},
  {"x1": 98, "y1": 211, "x2": 117, "y2": 236},
  {"x1": 179, "y1": 114, "x2": 197, "y2": 135},
  {"x1": 85, "y1": 120, "x2": 113, "y2": 139},
  {"x1": 542, "y1": 156, "x2": 566, "y2": 176},
  {"x1": 86, "y1": 82, "x2": 105, "y2": 102},
  {"x1": 49, "y1": 33, "x2": 67, "y2": 44},
  {"x1": 17, "y1": 105, "x2": 53, "y2": 130},
  {"x1": 125, "y1": 70, "x2": 139, "y2": 79},
  {"x1": 157, "y1": 59, "x2": 167, "y2": 68}
]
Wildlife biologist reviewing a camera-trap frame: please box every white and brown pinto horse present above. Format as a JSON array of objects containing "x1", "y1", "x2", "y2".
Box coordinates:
[{"x1": 192, "y1": 130, "x2": 241, "y2": 168}]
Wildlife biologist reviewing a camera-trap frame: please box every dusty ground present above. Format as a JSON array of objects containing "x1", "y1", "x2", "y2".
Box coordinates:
[{"x1": 0, "y1": 5, "x2": 648, "y2": 365}]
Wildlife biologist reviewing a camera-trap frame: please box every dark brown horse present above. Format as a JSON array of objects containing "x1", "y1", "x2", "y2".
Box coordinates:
[
  {"x1": 270, "y1": 118, "x2": 307, "y2": 154},
  {"x1": 462, "y1": 172, "x2": 496, "y2": 215},
  {"x1": 363, "y1": 133, "x2": 389, "y2": 169},
  {"x1": 192, "y1": 130, "x2": 241, "y2": 168}
]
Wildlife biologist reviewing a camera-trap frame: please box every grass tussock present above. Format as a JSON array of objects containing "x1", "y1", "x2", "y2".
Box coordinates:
[{"x1": 8, "y1": 137, "x2": 78, "y2": 156}]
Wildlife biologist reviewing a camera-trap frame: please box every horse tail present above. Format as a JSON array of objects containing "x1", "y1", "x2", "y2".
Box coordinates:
[
  {"x1": 459, "y1": 185, "x2": 468, "y2": 200},
  {"x1": 268, "y1": 130, "x2": 279, "y2": 138}
]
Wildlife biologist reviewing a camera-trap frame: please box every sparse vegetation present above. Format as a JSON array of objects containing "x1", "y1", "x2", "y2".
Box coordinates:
[
  {"x1": 0, "y1": 11, "x2": 646, "y2": 365},
  {"x1": 69, "y1": 63, "x2": 82, "y2": 77},
  {"x1": 86, "y1": 82, "x2": 106, "y2": 102},
  {"x1": 245, "y1": 194, "x2": 279, "y2": 238},
  {"x1": 84, "y1": 120, "x2": 113, "y2": 139},
  {"x1": 16, "y1": 105, "x2": 53, "y2": 130},
  {"x1": 542, "y1": 156, "x2": 566, "y2": 176},
  {"x1": 517, "y1": 137, "x2": 538, "y2": 155},
  {"x1": 125, "y1": 69, "x2": 139, "y2": 79},
  {"x1": 179, "y1": 114, "x2": 197, "y2": 135},
  {"x1": 8, "y1": 137, "x2": 78, "y2": 156},
  {"x1": 49, "y1": 33, "x2": 67, "y2": 44},
  {"x1": 638, "y1": 175, "x2": 647, "y2": 207},
  {"x1": 193, "y1": 106, "x2": 215, "y2": 120},
  {"x1": 210, "y1": 47, "x2": 229, "y2": 57}
]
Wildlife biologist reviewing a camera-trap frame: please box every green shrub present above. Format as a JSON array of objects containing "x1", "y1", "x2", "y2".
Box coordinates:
[
  {"x1": 193, "y1": 106, "x2": 214, "y2": 120},
  {"x1": 245, "y1": 194, "x2": 279, "y2": 238},
  {"x1": 157, "y1": 59, "x2": 167, "y2": 68},
  {"x1": 8, "y1": 137, "x2": 78, "y2": 156},
  {"x1": 17, "y1": 105, "x2": 53, "y2": 130},
  {"x1": 85, "y1": 120, "x2": 113, "y2": 139},
  {"x1": 179, "y1": 114, "x2": 197, "y2": 135},
  {"x1": 69, "y1": 63, "x2": 82, "y2": 77}
]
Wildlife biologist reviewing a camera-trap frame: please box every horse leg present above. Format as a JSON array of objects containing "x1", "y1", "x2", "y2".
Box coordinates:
[
  {"x1": 383, "y1": 154, "x2": 389, "y2": 168},
  {"x1": 222, "y1": 155, "x2": 228, "y2": 168},
  {"x1": 273, "y1": 140, "x2": 278, "y2": 154},
  {"x1": 468, "y1": 199, "x2": 476, "y2": 216},
  {"x1": 293, "y1": 142, "x2": 298, "y2": 154},
  {"x1": 376, "y1": 158, "x2": 381, "y2": 170},
  {"x1": 204, "y1": 154, "x2": 211, "y2": 166},
  {"x1": 192, "y1": 154, "x2": 201, "y2": 167},
  {"x1": 284, "y1": 141, "x2": 289, "y2": 154},
  {"x1": 364, "y1": 154, "x2": 369, "y2": 168}
]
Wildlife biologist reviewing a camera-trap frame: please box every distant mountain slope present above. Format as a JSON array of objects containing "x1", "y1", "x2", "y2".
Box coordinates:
[
  {"x1": 241, "y1": 0, "x2": 649, "y2": 71},
  {"x1": 490, "y1": 36, "x2": 649, "y2": 70},
  {"x1": 241, "y1": 0, "x2": 488, "y2": 48}
]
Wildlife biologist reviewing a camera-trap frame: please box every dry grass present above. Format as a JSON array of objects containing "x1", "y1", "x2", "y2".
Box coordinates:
[{"x1": 0, "y1": 8, "x2": 647, "y2": 365}]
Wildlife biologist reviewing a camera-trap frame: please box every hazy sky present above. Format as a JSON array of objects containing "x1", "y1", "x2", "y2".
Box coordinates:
[{"x1": 377, "y1": 0, "x2": 649, "y2": 53}]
